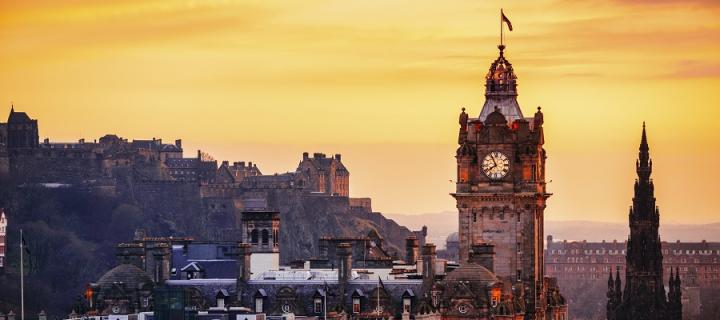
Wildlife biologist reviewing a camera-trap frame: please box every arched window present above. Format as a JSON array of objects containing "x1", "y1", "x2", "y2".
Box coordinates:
[
  {"x1": 262, "y1": 229, "x2": 269, "y2": 245},
  {"x1": 251, "y1": 229, "x2": 259, "y2": 244}
]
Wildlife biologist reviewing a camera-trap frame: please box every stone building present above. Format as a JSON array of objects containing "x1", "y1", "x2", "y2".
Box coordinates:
[
  {"x1": 452, "y1": 43, "x2": 563, "y2": 319},
  {"x1": 0, "y1": 209, "x2": 6, "y2": 269},
  {"x1": 85, "y1": 233, "x2": 194, "y2": 315},
  {"x1": 546, "y1": 237, "x2": 720, "y2": 287},
  {"x1": 242, "y1": 209, "x2": 281, "y2": 275},
  {"x1": 296, "y1": 152, "x2": 349, "y2": 197},
  {"x1": 606, "y1": 125, "x2": 682, "y2": 320},
  {"x1": 85, "y1": 205, "x2": 546, "y2": 319}
]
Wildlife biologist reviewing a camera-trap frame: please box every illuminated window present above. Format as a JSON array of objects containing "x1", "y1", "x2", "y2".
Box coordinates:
[{"x1": 353, "y1": 298, "x2": 361, "y2": 313}]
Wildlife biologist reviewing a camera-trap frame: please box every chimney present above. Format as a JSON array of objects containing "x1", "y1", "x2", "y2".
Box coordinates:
[
  {"x1": 222, "y1": 161, "x2": 229, "y2": 167},
  {"x1": 152, "y1": 245, "x2": 171, "y2": 283},
  {"x1": 334, "y1": 154, "x2": 342, "y2": 162},
  {"x1": 421, "y1": 243, "x2": 436, "y2": 283},
  {"x1": 336, "y1": 243, "x2": 353, "y2": 285},
  {"x1": 405, "y1": 236, "x2": 419, "y2": 265},
  {"x1": 469, "y1": 243, "x2": 495, "y2": 272},
  {"x1": 303, "y1": 152, "x2": 309, "y2": 160},
  {"x1": 175, "y1": 139, "x2": 182, "y2": 149},
  {"x1": 237, "y1": 243, "x2": 252, "y2": 282},
  {"x1": 547, "y1": 235, "x2": 553, "y2": 244}
]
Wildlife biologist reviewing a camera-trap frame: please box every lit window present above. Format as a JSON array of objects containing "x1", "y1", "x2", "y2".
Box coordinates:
[{"x1": 403, "y1": 298, "x2": 411, "y2": 313}]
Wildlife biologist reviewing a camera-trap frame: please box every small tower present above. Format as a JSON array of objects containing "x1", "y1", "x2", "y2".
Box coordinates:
[
  {"x1": 6, "y1": 106, "x2": 39, "y2": 149},
  {"x1": 241, "y1": 209, "x2": 280, "y2": 274}
]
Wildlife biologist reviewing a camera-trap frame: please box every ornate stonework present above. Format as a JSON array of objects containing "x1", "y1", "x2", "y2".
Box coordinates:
[{"x1": 452, "y1": 45, "x2": 551, "y2": 319}]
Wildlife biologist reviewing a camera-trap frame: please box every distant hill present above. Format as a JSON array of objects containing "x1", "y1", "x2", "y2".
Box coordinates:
[{"x1": 387, "y1": 212, "x2": 720, "y2": 247}]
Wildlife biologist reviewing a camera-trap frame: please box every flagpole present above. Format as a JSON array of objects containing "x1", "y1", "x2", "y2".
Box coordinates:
[
  {"x1": 20, "y1": 229, "x2": 24, "y2": 320},
  {"x1": 500, "y1": 9, "x2": 503, "y2": 46}
]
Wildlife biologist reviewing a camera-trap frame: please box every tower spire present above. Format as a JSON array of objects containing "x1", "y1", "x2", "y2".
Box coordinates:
[{"x1": 636, "y1": 122, "x2": 651, "y2": 182}]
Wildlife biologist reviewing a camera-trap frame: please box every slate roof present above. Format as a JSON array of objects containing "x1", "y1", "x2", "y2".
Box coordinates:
[
  {"x1": 444, "y1": 262, "x2": 499, "y2": 283},
  {"x1": 159, "y1": 144, "x2": 182, "y2": 152},
  {"x1": 166, "y1": 158, "x2": 199, "y2": 168},
  {"x1": 166, "y1": 278, "x2": 423, "y2": 316},
  {"x1": 171, "y1": 243, "x2": 239, "y2": 280},
  {"x1": 8, "y1": 110, "x2": 33, "y2": 123}
]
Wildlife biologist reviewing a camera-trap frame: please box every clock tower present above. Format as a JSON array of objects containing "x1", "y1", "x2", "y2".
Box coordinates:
[{"x1": 452, "y1": 44, "x2": 550, "y2": 318}]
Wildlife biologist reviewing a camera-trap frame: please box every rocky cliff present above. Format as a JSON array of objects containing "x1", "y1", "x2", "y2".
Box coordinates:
[{"x1": 0, "y1": 177, "x2": 414, "y2": 317}]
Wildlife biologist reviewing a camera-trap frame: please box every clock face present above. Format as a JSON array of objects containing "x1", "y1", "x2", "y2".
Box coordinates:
[
  {"x1": 458, "y1": 304, "x2": 469, "y2": 314},
  {"x1": 482, "y1": 151, "x2": 510, "y2": 180}
]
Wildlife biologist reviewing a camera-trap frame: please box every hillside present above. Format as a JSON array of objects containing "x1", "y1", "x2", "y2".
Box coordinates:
[{"x1": 0, "y1": 179, "x2": 413, "y2": 317}]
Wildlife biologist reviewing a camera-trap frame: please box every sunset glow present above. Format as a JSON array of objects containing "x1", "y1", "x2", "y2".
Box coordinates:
[{"x1": 1, "y1": 0, "x2": 719, "y2": 223}]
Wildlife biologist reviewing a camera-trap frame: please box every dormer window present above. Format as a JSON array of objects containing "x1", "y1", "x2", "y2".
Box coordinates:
[
  {"x1": 314, "y1": 298, "x2": 323, "y2": 313},
  {"x1": 353, "y1": 298, "x2": 361, "y2": 313}
]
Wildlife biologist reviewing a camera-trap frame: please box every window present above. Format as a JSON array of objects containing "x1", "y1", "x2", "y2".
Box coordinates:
[
  {"x1": 314, "y1": 298, "x2": 323, "y2": 313},
  {"x1": 262, "y1": 230, "x2": 269, "y2": 245},
  {"x1": 251, "y1": 229, "x2": 259, "y2": 244},
  {"x1": 403, "y1": 298, "x2": 411, "y2": 313},
  {"x1": 255, "y1": 298, "x2": 263, "y2": 312},
  {"x1": 353, "y1": 298, "x2": 361, "y2": 313}
]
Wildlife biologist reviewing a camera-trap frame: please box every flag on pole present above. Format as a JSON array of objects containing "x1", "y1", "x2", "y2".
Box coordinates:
[{"x1": 501, "y1": 9, "x2": 513, "y2": 31}]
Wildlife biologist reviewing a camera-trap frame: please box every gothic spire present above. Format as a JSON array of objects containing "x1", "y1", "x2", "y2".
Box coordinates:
[{"x1": 636, "y1": 122, "x2": 652, "y2": 182}]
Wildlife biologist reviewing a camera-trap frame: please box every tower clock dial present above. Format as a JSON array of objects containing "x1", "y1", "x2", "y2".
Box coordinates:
[{"x1": 482, "y1": 151, "x2": 510, "y2": 180}]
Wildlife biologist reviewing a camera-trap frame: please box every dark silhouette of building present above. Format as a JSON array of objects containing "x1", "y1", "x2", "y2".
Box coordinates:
[{"x1": 607, "y1": 124, "x2": 682, "y2": 320}]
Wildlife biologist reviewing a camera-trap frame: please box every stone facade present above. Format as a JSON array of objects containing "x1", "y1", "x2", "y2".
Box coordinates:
[
  {"x1": 452, "y1": 44, "x2": 560, "y2": 319},
  {"x1": 297, "y1": 152, "x2": 349, "y2": 197},
  {"x1": 546, "y1": 237, "x2": 720, "y2": 287}
]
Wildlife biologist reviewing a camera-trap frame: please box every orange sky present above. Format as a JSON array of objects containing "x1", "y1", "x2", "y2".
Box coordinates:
[{"x1": 1, "y1": 0, "x2": 719, "y2": 223}]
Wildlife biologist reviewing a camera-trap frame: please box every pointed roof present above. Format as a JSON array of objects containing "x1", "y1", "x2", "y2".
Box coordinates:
[
  {"x1": 7, "y1": 107, "x2": 33, "y2": 123},
  {"x1": 636, "y1": 122, "x2": 652, "y2": 181},
  {"x1": 479, "y1": 45, "x2": 523, "y2": 123}
]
